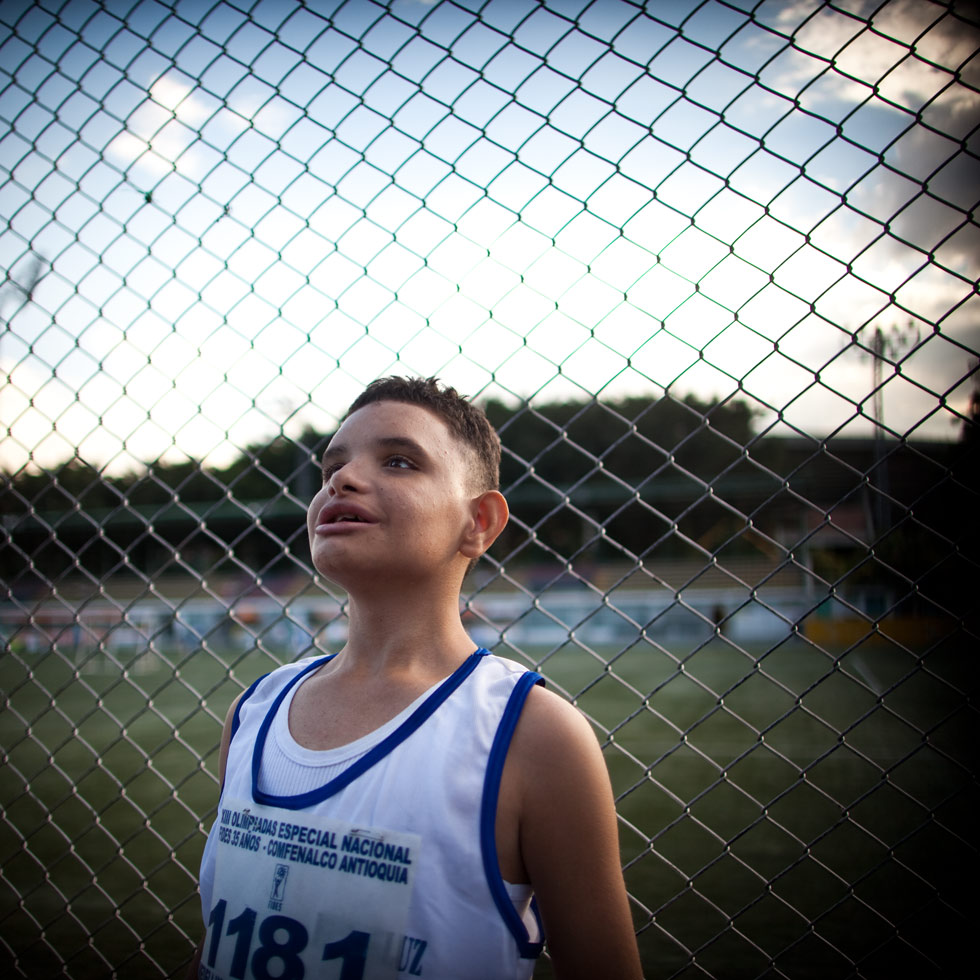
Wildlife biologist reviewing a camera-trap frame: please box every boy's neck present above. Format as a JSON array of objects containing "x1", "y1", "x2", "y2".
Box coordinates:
[
  {"x1": 289, "y1": 581, "x2": 476, "y2": 751},
  {"x1": 338, "y1": 577, "x2": 475, "y2": 679}
]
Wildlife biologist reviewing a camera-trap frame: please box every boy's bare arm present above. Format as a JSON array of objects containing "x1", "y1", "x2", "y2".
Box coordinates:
[{"x1": 513, "y1": 686, "x2": 643, "y2": 980}]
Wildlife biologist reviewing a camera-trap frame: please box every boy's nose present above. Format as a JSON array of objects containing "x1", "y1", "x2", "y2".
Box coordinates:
[{"x1": 327, "y1": 461, "x2": 362, "y2": 495}]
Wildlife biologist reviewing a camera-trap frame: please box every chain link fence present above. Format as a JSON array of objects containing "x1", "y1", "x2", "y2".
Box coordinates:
[{"x1": 2, "y1": 0, "x2": 978, "y2": 977}]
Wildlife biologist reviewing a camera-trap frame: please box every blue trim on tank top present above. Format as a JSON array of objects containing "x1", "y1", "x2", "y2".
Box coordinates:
[
  {"x1": 480, "y1": 669, "x2": 546, "y2": 959},
  {"x1": 231, "y1": 671, "x2": 271, "y2": 742},
  {"x1": 250, "y1": 648, "x2": 490, "y2": 810}
]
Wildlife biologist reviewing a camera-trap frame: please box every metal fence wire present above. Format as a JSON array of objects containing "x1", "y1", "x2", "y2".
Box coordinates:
[{"x1": 1, "y1": 0, "x2": 978, "y2": 977}]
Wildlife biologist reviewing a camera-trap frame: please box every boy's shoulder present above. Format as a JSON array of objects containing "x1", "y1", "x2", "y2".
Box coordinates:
[{"x1": 513, "y1": 675, "x2": 597, "y2": 748}]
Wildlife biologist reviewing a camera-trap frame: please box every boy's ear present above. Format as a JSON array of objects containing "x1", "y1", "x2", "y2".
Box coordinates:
[{"x1": 460, "y1": 490, "x2": 509, "y2": 559}]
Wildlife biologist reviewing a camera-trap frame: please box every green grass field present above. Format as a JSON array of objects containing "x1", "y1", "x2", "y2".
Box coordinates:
[{"x1": 1, "y1": 633, "x2": 974, "y2": 979}]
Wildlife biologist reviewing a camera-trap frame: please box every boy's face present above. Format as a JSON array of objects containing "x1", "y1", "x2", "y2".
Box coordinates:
[{"x1": 307, "y1": 400, "x2": 478, "y2": 588}]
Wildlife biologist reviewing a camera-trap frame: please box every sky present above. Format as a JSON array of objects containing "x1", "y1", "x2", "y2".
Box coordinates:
[{"x1": 1, "y1": 0, "x2": 978, "y2": 474}]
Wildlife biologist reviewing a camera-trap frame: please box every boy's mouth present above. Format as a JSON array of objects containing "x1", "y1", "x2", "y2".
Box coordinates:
[{"x1": 314, "y1": 502, "x2": 377, "y2": 531}]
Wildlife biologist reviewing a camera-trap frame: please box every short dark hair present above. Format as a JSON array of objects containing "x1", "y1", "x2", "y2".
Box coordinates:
[{"x1": 346, "y1": 376, "x2": 500, "y2": 492}]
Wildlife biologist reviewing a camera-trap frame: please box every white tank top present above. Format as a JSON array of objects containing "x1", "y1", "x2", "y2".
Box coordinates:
[{"x1": 198, "y1": 649, "x2": 544, "y2": 980}]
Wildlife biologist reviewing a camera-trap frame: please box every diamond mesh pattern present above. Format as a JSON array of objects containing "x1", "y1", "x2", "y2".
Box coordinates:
[{"x1": 1, "y1": 1, "x2": 977, "y2": 977}]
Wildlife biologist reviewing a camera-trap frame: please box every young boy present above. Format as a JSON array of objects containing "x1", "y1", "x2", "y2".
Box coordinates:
[{"x1": 190, "y1": 377, "x2": 642, "y2": 980}]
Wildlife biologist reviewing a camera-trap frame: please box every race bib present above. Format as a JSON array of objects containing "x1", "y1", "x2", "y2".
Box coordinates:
[{"x1": 200, "y1": 799, "x2": 423, "y2": 980}]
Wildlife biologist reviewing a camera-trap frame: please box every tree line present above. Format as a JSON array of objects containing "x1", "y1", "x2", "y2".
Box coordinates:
[{"x1": 2, "y1": 391, "x2": 975, "y2": 622}]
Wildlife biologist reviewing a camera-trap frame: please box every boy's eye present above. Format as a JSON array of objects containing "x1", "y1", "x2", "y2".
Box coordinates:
[{"x1": 321, "y1": 454, "x2": 416, "y2": 478}]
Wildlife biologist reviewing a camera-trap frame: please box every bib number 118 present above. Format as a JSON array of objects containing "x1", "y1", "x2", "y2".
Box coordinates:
[{"x1": 206, "y1": 898, "x2": 369, "y2": 980}]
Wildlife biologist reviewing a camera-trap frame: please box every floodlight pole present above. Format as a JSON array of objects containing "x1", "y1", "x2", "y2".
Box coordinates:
[{"x1": 869, "y1": 321, "x2": 918, "y2": 537}]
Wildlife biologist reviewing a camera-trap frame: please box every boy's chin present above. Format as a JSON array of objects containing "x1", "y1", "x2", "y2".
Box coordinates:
[
  {"x1": 312, "y1": 554, "x2": 462, "y2": 593},
  {"x1": 311, "y1": 555, "x2": 358, "y2": 585},
  {"x1": 312, "y1": 555, "x2": 401, "y2": 589}
]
